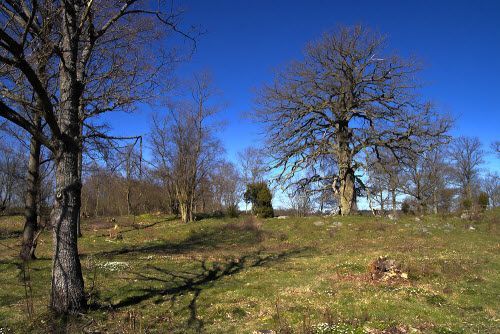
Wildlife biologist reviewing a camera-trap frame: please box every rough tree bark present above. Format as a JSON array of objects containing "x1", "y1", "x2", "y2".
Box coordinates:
[
  {"x1": 336, "y1": 123, "x2": 356, "y2": 215},
  {"x1": 20, "y1": 114, "x2": 41, "y2": 261},
  {"x1": 49, "y1": 8, "x2": 86, "y2": 311},
  {"x1": 50, "y1": 143, "x2": 85, "y2": 313},
  {"x1": 76, "y1": 122, "x2": 84, "y2": 237}
]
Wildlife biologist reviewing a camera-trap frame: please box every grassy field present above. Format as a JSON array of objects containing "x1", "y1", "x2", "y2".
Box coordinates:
[{"x1": 0, "y1": 210, "x2": 498, "y2": 333}]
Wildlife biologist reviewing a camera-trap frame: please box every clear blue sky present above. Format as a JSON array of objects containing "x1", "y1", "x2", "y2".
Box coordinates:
[{"x1": 103, "y1": 0, "x2": 500, "y2": 174}]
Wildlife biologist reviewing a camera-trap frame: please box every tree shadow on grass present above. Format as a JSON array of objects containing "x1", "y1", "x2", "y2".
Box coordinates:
[
  {"x1": 93, "y1": 223, "x2": 268, "y2": 258},
  {"x1": 91, "y1": 216, "x2": 178, "y2": 237},
  {"x1": 0, "y1": 229, "x2": 21, "y2": 241},
  {"x1": 103, "y1": 248, "x2": 308, "y2": 332}
]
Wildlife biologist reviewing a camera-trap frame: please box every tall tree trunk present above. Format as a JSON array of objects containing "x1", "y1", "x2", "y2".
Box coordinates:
[
  {"x1": 50, "y1": 144, "x2": 86, "y2": 313},
  {"x1": 20, "y1": 115, "x2": 42, "y2": 261},
  {"x1": 319, "y1": 193, "x2": 324, "y2": 214},
  {"x1": 336, "y1": 124, "x2": 356, "y2": 215},
  {"x1": 21, "y1": 38, "x2": 49, "y2": 259},
  {"x1": 433, "y1": 188, "x2": 438, "y2": 214},
  {"x1": 76, "y1": 122, "x2": 83, "y2": 237},
  {"x1": 179, "y1": 201, "x2": 190, "y2": 223},
  {"x1": 126, "y1": 185, "x2": 132, "y2": 215},
  {"x1": 94, "y1": 182, "x2": 100, "y2": 217},
  {"x1": 337, "y1": 167, "x2": 355, "y2": 215},
  {"x1": 379, "y1": 193, "x2": 385, "y2": 212},
  {"x1": 189, "y1": 198, "x2": 194, "y2": 222},
  {"x1": 50, "y1": 6, "x2": 85, "y2": 312}
]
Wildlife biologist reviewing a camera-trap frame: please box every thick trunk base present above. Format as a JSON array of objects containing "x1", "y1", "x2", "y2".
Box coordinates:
[
  {"x1": 50, "y1": 148, "x2": 86, "y2": 314},
  {"x1": 179, "y1": 202, "x2": 191, "y2": 223},
  {"x1": 338, "y1": 169, "x2": 356, "y2": 216}
]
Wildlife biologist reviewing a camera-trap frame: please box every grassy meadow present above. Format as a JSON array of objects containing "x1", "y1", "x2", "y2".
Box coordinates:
[{"x1": 0, "y1": 210, "x2": 498, "y2": 333}]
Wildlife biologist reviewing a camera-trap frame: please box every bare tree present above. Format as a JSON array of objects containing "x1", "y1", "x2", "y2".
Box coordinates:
[
  {"x1": 365, "y1": 161, "x2": 390, "y2": 213},
  {"x1": 449, "y1": 136, "x2": 484, "y2": 201},
  {"x1": 1, "y1": 122, "x2": 55, "y2": 259},
  {"x1": 117, "y1": 140, "x2": 143, "y2": 216},
  {"x1": 210, "y1": 161, "x2": 242, "y2": 212},
  {"x1": 492, "y1": 141, "x2": 500, "y2": 158},
  {"x1": 400, "y1": 147, "x2": 450, "y2": 214},
  {"x1": 0, "y1": 140, "x2": 25, "y2": 212},
  {"x1": 0, "y1": 0, "x2": 192, "y2": 313},
  {"x1": 150, "y1": 73, "x2": 224, "y2": 223},
  {"x1": 238, "y1": 146, "x2": 267, "y2": 184},
  {"x1": 256, "y1": 25, "x2": 450, "y2": 215},
  {"x1": 482, "y1": 172, "x2": 499, "y2": 208},
  {"x1": 286, "y1": 182, "x2": 312, "y2": 217}
]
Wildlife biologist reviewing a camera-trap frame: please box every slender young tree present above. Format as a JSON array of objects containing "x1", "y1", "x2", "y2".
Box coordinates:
[
  {"x1": 150, "y1": 73, "x2": 224, "y2": 223},
  {"x1": 256, "y1": 25, "x2": 450, "y2": 215},
  {"x1": 449, "y1": 136, "x2": 484, "y2": 201}
]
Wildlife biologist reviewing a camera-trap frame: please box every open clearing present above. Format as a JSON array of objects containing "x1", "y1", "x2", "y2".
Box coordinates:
[{"x1": 0, "y1": 211, "x2": 498, "y2": 333}]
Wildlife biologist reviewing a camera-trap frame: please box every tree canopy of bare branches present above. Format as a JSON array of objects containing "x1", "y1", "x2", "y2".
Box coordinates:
[
  {"x1": 449, "y1": 136, "x2": 484, "y2": 201},
  {"x1": 150, "y1": 73, "x2": 224, "y2": 223},
  {"x1": 256, "y1": 25, "x2": 451, "y2": 215}
]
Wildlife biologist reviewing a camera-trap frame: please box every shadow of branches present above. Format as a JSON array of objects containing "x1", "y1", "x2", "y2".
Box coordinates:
[
  {"x1": 105, "y1": 248, "x2": 307, "y2": 331},
  {"x1": 94, "y1": 223, "x2": 268, "y2": 258}
]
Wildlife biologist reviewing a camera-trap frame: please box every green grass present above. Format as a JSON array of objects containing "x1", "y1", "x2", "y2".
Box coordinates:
[{"x1": 0, "y1": 211, "x2": 498, "y2": 333}]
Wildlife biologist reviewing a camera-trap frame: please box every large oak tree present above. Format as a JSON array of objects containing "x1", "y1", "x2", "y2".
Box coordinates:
[{"x1": 256, "y1": 25, "x2": 450, "y2": 215}]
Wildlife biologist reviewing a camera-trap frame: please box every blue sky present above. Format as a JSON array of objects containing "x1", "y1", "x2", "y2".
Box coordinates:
[{"x1": 102, "y1": 0, "x2": 500, "y2": 197}]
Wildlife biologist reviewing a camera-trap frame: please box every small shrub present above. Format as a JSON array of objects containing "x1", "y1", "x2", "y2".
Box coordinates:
[
  {"x1": 401, "y1": 200, "x2": 411, "y2": 214},
  {"x1": 226, "y1": 204, "x2": 240, "y2": 218},
  {"x1": 241, "y1": 215, "x2": 262, "y2": 231},
  {"x1": 461, "y1": 198, "x2": 472, "y2": 211},
  {"x1": 227, "y1": 216, "x2": 262, "y2": 233},
  {"x1": 254, "y1": 205, "x2": 274, "y2": 218},
  {"x1": 477, "y1": 192, "x2": 489, "y2": 210},
  {"x1": 244, "y1": 182, "x2": 274, "y2": 218}
]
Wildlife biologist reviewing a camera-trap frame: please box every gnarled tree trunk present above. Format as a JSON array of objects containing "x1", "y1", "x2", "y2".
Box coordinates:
[
  {"x1": 336, "y1": 125, "x2": 356, "y2": 215},
  {"x1": 338, "y1": 166, "x2": 356, "y2": 215}
]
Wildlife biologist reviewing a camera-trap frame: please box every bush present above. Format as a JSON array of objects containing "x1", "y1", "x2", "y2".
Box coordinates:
[
  {"x1": 244, "y1": 182, "x2": 274, "y2": 218},
  {"x1": 461, "y1": 198, "x2": 472, "y2": 211},
  {"x1": 401, "y1": 200, "x2": 411, "y2": 214},
  {"x1": 254, "y1": 205, "x2": 274, "y2": 218},
  {"x1": 241, "y1": 215, "x2": 262, "y2": 231},
  {"x1": 477, "y1": 192, "x2": 489, "y2": 210},
  {"x1": 226, "y1": 204, "x2": 240, "y2": 218}
]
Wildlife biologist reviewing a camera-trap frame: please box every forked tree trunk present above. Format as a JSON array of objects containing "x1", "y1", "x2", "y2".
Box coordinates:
[
  {"x1": 379, "y1": 193, "x2": 385, "y2": 212},
  {"x1": 50, "y1": 144, "x2": 86, "y2": 313},
  {"x1": 20, "y1": 115, "x2": 42, "y2": 261}
]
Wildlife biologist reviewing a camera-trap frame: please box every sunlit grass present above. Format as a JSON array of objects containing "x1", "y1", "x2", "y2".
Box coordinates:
[{"x1": 0, "y1": 210, "x2": 498, "y2": 333}]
